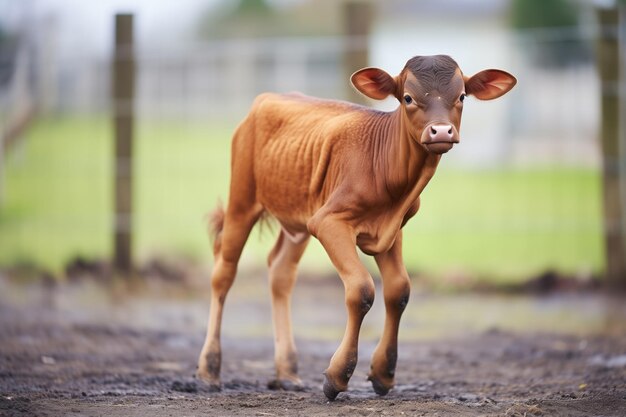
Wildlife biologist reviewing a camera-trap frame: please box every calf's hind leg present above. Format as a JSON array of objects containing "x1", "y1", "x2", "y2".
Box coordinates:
[
  {"x1": 197, "y1": 203, "x2": 263, "y2": 389},
  {"x1": 266, "y1": 230, "x2": 310, "y2": 390}
]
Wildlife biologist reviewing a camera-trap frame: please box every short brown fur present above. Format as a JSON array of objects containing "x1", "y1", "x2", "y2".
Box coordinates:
[{"x1": 197, "y1": 55, "x2": 516, "y2": 400}]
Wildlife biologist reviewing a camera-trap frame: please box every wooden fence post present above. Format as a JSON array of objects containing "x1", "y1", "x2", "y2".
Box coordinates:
[
  {"x1": 112, "y1": 14, "x2": 135, "y2": 274},
  {"x1": 343, "y1": 0, "x2": 373, "y2": 104},
  {"x1": 596, "y1": 6, "x2": 626, "y2": 289}
]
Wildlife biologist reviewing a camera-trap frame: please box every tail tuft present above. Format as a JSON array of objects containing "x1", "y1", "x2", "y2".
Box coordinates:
[
  {"x1": 257, "y1": 210, "x2": 275, "y2": 237},
  {"x1": 206, "y1": 201, "x2": 225, "y2": 257}
]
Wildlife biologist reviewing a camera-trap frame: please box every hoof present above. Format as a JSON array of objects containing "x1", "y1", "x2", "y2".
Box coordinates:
[
  {"x1": 322, "y1": 373, "x2": 342, "y2": 401},
  {"x1": 195, "y1": 371, "x2": 221, "y2": 392},
  {"x1": 367, "y1": 375, "x2": 391, "y2": 396},
  {"x1": 267, "y1": 378, "x2": 304, "y2": 391},
  {"x1": 205, "y1": 383, "x2": 222, "y2": 393},
  {"x1": 198, "y1": 381, "x2": 221, "y2": 393}
]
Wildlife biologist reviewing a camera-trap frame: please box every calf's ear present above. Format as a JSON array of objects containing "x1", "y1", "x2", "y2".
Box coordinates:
[
  {"x1": 465, "y1": 69, "x2": 517, "y2": 100},
  {"x1": 351, "y1": 68, "x2": 398, "y2": 100}
]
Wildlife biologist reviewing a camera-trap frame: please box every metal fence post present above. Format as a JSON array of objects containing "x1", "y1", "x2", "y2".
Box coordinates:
[
  {"x1": 112, "y1": 14, "x2": 135, "y2": 274},
  {"x1": 596, "y1": 6, "x2": 626, "y2": 289}
]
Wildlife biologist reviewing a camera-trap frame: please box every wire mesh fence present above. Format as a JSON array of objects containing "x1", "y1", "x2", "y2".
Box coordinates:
[{"x1": 0, "y1": 18, "x2": 609, "y2": 281}]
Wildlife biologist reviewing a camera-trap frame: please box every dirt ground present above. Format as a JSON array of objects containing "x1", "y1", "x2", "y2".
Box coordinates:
[{"x1": 1, "y1": 271, "x2": 626, "y2": 417}]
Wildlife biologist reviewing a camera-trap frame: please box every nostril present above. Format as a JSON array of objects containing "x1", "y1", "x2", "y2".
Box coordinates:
[{"x1": 428, "y1": 124, "x2": 456, "y2": 143}]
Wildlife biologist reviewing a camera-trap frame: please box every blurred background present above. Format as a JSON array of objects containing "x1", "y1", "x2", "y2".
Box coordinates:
[{"x1": 0, "y1": 0, "x2": 624, "y2": 288}]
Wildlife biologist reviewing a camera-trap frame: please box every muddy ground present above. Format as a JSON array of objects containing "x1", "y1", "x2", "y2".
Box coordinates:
[{"x1": 1, "y1": 272, "x2": 626, "y2": 416}]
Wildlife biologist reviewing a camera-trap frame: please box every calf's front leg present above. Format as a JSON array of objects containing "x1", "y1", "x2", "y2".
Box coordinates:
[
  {"x1": 369, "y1": 231, "x2": 411, "y2": 395},
  {"x1": 308, "y1": 213, "x2": 375, "y2": 401}
]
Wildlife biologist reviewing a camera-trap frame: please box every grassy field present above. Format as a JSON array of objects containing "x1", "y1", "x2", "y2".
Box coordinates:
[{"x1": 0, "y1": 117, "x2": 604, "y2": 282}]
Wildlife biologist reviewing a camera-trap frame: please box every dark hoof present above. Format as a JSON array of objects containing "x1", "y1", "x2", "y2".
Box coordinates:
[
  {"x1": 322, "y1": 374, "x2": 341, "y2": 401},
  {"x1": 171, "y1": 380, "x2": 198, "y2": 393},
  {"x1": 197, "y1": 381, "x2": 221, "y2": 393},
  {"x1": 195, "y1": 373, "x2": 222, "y2": 392},
  {"x1": 206, "y1": 383, "x2": 222, "y2": 393},
  {"x1": 267, "y1": 379, "x2": 304, "y2": 391},
  {"x1": 367, "y1": 375, "x2": 391, "y2": 396}
]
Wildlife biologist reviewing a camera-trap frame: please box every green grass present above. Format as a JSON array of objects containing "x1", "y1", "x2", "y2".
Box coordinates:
[
  {"x1": 0, "y1": 117, "x2": 604, "y2": 281},
  {"x1": 402, "y1": 167, "x2": 603, "y2": 282}
]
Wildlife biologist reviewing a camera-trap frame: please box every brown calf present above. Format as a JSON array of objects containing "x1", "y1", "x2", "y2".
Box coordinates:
[{"x1": 197, "y1": 55, "x2": 516, "y2": 400}]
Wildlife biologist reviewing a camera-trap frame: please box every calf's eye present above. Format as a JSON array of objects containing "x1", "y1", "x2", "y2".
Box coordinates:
[
  {"x1": 403, "y1": 94, "x2": 413, "y2": 104},
  {"x1": 459, "y1": 93, "x2": 466, "y2": 103}
]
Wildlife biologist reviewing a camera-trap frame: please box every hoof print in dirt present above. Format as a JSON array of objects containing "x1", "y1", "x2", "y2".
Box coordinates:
[{"x1": 267, "y1": 379, "x2": 304, "y2": 392}]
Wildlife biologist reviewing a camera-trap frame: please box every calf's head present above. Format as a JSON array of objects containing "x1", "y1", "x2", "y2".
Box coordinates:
[{"x1": 351, "y1": 55, "x2": 517, "y2": 154}]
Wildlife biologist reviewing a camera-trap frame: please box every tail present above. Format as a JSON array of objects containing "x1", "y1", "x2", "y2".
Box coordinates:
[
  {"x1": 257, "y1": 210, "x2": 275, "y2": 238},
  {"x1": 207, "y1": 201, "x2": 225, "y2": 258}
]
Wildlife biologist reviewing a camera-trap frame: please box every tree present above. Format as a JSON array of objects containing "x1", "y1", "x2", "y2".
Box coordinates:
[{"x1": 510, "y1": 0, "x2": 590, "y2": 67}]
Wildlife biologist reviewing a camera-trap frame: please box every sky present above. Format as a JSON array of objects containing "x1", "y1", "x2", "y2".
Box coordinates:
[
  {"x1": 1, "y1": 0, "x2": 220, "y2": 55},
  {"x1": 0, "y1": 0, "x2": 338, "y2": 59}
]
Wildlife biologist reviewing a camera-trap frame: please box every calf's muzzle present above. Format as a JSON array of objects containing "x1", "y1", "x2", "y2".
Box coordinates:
[{"x1": 421, "y1": 123, "x2": 460, "y2": 154}]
